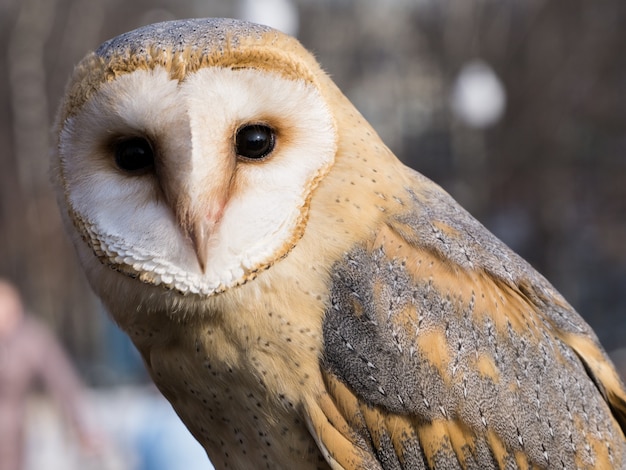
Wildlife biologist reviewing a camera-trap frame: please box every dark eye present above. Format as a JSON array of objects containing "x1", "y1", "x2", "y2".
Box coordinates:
[
  {"x1": 235, "y1": 124, "x2": 275, "y2": 160},
  {"x1": 114, "y1": 137, "x2": 154, "y2": 173}
]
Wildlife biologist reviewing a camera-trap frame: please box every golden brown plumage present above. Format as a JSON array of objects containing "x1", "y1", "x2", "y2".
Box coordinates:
[{"x1": 52, "y1": 18, "x2": 626, "y2": 469}]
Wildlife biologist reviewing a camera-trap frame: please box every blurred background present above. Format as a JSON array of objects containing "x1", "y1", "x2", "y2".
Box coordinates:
[{"x1": 0, "y1": 0, "x2": 624, "y2": 468}]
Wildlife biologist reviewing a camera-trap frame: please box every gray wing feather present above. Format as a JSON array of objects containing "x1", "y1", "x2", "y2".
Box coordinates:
[{"x1": 321, "y1": 170, "x2": 626, "y2": 469}]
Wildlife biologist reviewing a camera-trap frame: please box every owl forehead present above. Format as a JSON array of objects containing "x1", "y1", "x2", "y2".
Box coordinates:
[
  {"x1": 95, "y1": 18, "x2": 272, "y2": 60},
  {"x1": 59, "y1": 18, "x2": 321, "y2": 124}
]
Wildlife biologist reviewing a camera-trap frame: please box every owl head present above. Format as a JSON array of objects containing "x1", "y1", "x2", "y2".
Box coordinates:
[{"x1": 52, "y1": 18, "x2": 352, "y2": 301}]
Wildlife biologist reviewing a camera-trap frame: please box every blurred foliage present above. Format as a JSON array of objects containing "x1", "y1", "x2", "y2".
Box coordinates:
[{"x1": 0, "y1": 0, "x2": 624, "y2": 383}]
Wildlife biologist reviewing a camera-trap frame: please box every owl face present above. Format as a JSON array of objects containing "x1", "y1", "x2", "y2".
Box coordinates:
[{"x1": 54, "y1": 23, "x2": 337, "y2": 296}]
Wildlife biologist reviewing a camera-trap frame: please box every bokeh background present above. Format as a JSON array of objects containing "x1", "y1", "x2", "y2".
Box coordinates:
[{"x1": 0, "y1": 0, "x2": 624, "y2": 468}]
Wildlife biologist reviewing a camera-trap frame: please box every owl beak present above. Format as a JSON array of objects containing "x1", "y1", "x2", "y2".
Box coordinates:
[{"x1": 189, "y1": 220, "x2": 211, "y2": 273}]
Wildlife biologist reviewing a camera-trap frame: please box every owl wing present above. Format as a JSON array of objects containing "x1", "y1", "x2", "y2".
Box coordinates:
[{"x1": 305, "y1": 170, "x2": 626, "y2": 469}]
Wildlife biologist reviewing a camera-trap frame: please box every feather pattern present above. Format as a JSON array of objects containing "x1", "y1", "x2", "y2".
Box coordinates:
[{"x1": 312, "y1": 171, "x2": 626, "y2": 468}]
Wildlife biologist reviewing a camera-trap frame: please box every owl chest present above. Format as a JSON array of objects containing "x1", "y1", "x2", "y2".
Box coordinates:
[{"x1": 141, "y1": 321, "x2": 329, "y2": 470}]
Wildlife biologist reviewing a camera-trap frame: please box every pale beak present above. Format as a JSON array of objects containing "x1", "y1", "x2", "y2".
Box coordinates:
[
  {"x1": 188, "y1": 219, "x2": 212, "y2": 273},
  {"x1": 163, "y1": 158, "x2": 232, "y2": 275}
]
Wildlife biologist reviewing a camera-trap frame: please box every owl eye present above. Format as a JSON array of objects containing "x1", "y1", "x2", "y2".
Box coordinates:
[
  {"x1": 114, "y1": 137, "x2": 155, "y2": 173},
  {"x1": 235, "y1": 124, "x2": 275, "y2": 160}
]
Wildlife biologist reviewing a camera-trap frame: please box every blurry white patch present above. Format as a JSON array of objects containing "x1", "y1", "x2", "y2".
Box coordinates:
[
  {"x1": 237, "y1": 0, "x2": 299, "y2": 36},
  {"x1": 450, "y1": 60, "x2": 506, "y2": 129}
]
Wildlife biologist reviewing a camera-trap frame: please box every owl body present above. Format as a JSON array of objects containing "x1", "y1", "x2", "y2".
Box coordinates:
[{"x1": 53, "y1": 19, "x2": 626, "y2": 469}]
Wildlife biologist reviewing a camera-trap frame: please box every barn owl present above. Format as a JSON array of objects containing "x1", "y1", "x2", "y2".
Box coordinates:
[{"x1": 52, "y1": 18, "x2": 626, "y2": 469}]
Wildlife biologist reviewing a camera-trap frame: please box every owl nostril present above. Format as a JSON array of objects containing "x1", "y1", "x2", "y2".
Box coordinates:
[{"x1": 114, "y1": 137, "x2": 155, "y2": 173}]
